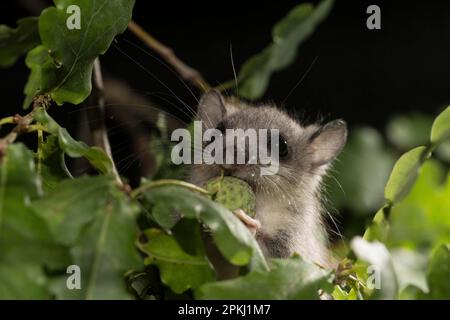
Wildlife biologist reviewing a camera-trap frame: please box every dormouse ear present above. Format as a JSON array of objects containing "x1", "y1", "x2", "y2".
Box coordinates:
[
  {"x1": 197, "y1": 90, "x2": 226, "y2": 129},
  {"x1": 309, "y1": 119, "x2": 347, "y2": 166}
]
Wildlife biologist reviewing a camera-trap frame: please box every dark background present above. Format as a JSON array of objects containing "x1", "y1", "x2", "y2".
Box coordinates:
[{"x1": 1, "y1": 0, "x2": 450, "y2": 175}]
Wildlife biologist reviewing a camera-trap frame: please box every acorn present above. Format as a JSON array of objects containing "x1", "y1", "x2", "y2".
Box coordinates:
[{"x1": 204, "y1": 176, "x2": 256, "y2": 217}]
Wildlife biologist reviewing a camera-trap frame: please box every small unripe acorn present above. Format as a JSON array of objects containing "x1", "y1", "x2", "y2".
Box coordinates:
[{"x1": 204, "y1": 176, "x2": 256, "y2": 217}]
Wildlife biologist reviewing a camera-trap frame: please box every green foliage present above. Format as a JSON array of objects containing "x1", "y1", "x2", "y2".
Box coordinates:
[
  {"x1": 0, "y1": 144, "x2": 67, "y2": 299},
  {"x1": 197, "y1": 255, "x2": 332, "y2": 299},
  {"x1": 38, "y1": 135, "x2": 71, "y2": 192},
  {"x1": 0, "y1": 17, "x2": 40, "y2": 68},
  {"x1": 24, "y1": 0, "x2": 135, "y2": 107},
  {"x1": 367, "y1": 106, "x2": 450, "y2": 237},
  {"x1": 357, "y1": 159, "x2": 450, "y2": 299},
  {"x1": 384, "y1": 146, "x2": 430, "y2": 204},
  {"x1": 350, "y1": 237, "x2": 397, "y2": 299},
  {"x1": 35, "y1": 109, "x2": 113, "y2": 175},
  {"x1": 426, "y1": 244, "x2": 450, "y2": 299},
  {"x1": 0, "y1": 0, "x2": 449, "y2": 301},
  {"x1": 327, "y1": 127, "x2": 395, "y2": 214},
  {"x1": 350, "y1": 107, "x2": 450, "y2": 299},
  {"x1": 237, "y1": 0, "x2": 333, "y2": 99},
  {"x1": 329, "y1": 109, "x2": 450, "y2": 233},
  {"x1": 139, "y1": 228, "x2": 215, "y2": 294},
  {"x1": 0, "y1": 144, "x2": 142, "y2": 299},
  {"x1": 388, "y1": 160, "x2": 450, "y2": 248},
  {"x1": 386, "y1": 113, "x2": 433, "y2": 151},
  {"x1": 431, "y1": 106, "x2": 450, "y2": 145},
  {"x1": 0, "y1": 144, "x2": 71, "y2": 271},
  {"x1": 44, "y1": 177, "x2": 142, "y2": 299},
  {"x1": 139, "y1": 185, "x2": 267, "y2": 270}
]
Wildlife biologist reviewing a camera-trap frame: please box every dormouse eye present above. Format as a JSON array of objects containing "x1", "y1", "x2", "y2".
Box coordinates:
[
  {"x1": 278, "y1": 135, "x2": 289, "y2": 158},
  {"x1": 206, "y1": 122, "x2": 226, "y2": 145},
  {"x1": 267, "y1": 133, "x2": 289, "y2": 158},
  {"x1": 215, "y1": 122, "x2": 226, "y2": 135}
]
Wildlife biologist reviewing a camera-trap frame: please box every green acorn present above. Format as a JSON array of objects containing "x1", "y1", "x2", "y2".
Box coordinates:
[{"x1": 204, "y1": 176, "x2": 256, "y2": 217}]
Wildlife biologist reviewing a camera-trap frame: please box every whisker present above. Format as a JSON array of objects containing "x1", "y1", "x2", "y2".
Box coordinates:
[
  {"x1": 118, "y1": 36, "x2": 200, "y2": 105},
  {"x1": 70, "y1": 103, "x2": 189, "y2": 128},
  {"x1": 132, "y1": 91, "x2": 197, "y2": 120},
  {"x1": 112, "y1": 42, "x2": 195, "y2": 118},
  {"x1": 282, "y1": 56, "x2": 318, "y2": 105},
  {"x1": 230, "y1": 43, "x2": 239, "y2": 96}
]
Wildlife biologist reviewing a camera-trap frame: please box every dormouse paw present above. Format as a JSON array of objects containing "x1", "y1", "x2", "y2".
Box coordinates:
[{"x1": 233, "y1": 208, "x2": 261, "y2": 236}]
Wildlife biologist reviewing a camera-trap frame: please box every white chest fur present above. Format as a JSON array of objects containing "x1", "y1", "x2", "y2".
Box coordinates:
[{"x1": 255, "y1": 194, "x2": 331, "y2": 267}]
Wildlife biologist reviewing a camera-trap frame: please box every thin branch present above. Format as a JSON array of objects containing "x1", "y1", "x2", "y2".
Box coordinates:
[
  {"x1": 103, "y1": 76, "x2": 185, "y2": 132},
  {"x1": 36, "y1": 126, "x2": 44, "y2": 176},
  {"x1": 103, "y1": 76, "x2": 186, "y2": 179},
  {"x1": 127, "y1": 20, "x2": 211, "y2": 93},
  {"x1": 0, "y1": 96, "x2": 51, "y2": 156},
  {"x1": 102, "y1": 78, "x2": 156, "y2": 178},
  {"x1": 88, "y1": 58, "x2": 123, "y2": 186},
  {"x1": 0, "y1": 111, "x2": 36, "y2": 155}
]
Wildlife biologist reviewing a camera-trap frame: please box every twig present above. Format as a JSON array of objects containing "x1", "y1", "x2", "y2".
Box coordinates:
[
  {"x1": 36, "y1": 127, "x2": 44, "y2": 176},
  {"x1": 103, "y1": 76, "x2": 185, "y2": 131},
  {"x1": 0, "y1": 111, "x2": 36, "y2": 155},
  {"x1": 0, "y1": 94, "x2": 54, "y2": 155},
  {"x1": 102, "y1": 76, "x2": 186, "y2": 178},
  {"x1": 100, "y1": 88, "x2": 156, "y2": 178},
  {"x1": 0, "y1": 95, "x2": 53, "y2": 156},
  {"x1": 88, "y1": 58, "x2": 123, "y2": 186},
  {"x1": 127, "y1": 20, "x2": 211, "y2": 92}
]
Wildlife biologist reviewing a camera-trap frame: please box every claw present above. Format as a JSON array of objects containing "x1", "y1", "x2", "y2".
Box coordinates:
[{"x1": 233, "y1": 209, "x2": 261, "y2": 236}]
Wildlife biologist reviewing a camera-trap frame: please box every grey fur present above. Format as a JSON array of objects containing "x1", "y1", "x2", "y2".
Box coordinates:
[{"x1": 190, "y1": 91, "x2": 347, "y2": 269}]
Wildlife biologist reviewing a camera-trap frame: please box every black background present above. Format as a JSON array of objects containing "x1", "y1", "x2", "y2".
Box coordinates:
[
  {"x1": 2, "y1": 0, "x2": 450, "y2": 125},
  {"x1": 1, "y1": 0, "x2": 450, "y2": 177}
]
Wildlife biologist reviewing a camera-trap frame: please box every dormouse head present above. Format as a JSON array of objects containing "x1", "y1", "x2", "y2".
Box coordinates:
[{"x1": 195, "y1": 90, "x2": 347, "y2": 196}]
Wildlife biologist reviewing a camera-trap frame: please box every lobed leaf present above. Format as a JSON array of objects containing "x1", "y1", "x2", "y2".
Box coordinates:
[
  {"x1": 197, "y1": 255, "x2": 331, "y2": 299},
  {"x1": 0, "y1": 264, "x2": 49, "y2": 299},
  {"x1": 151, "y1": 202, "x2": 179, "y2": 230},
  {"x1": 140, "y1": 185, "x2": 268, "y2": 271},
  {"x1": 32, "y1": 176, "x2": 114, "y2": 245},
  {"x1": 34, "y1": 176, "x2": 142, "y2": 299},
  {"x1": 0, "y1": 144, "x2": 70, "y2": 298},
  {"x1": 139, "y1": 228, "x2": 215, "y2": 294},
  {"x1": 24, "y1": 0, "x2": 136, "y2": 107}
]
